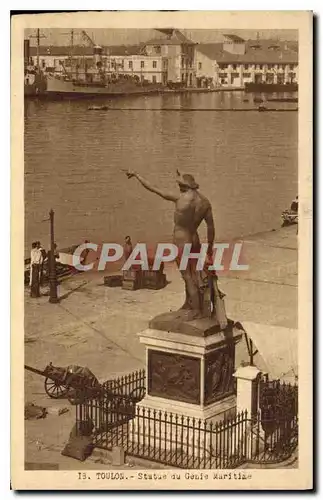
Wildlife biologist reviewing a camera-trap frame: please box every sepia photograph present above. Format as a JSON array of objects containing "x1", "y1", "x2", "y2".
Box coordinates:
[{"x1": 11, "y1": 10, "x2": 312, "y2": 490}]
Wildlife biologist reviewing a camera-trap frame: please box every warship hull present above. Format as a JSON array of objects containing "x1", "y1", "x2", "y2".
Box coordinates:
[
  {"x1": 41, "y1": 75, "x2": 164, "y2": 98},
  {"x1": 245, "y1": 82, "x2": 298, "y2": 93}
]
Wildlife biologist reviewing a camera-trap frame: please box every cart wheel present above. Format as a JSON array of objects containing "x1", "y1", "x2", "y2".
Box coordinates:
[{"x1": 44, "y1": 377, "x2": 69, "y2": 399}]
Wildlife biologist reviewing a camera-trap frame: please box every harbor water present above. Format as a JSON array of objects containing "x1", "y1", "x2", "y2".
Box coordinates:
[{"x1": 24, "y1": 91, "x2": 298, "y2": 255}]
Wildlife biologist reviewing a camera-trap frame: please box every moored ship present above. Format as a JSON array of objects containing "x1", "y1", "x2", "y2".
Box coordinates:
[
  {"x1": 24, "y1": 35, "x2": 47, "y2": 96},
  {"x1": 25, "y1": 29, "x2": 164, "y2": 99},
  {"x1": 44, "y1": 73, "x2": 163, "y2": 98},
  {"x1": 24, "y1": 69, "x2": 47, "y2": 97},
  {"x1": 245, "y1": 82, "x2": 298, "y2": 93}
]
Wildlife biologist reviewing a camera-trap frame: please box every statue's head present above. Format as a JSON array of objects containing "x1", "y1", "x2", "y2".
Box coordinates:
[{"x1": 176, "y1": 172, "x2": 199, "y2": 192}]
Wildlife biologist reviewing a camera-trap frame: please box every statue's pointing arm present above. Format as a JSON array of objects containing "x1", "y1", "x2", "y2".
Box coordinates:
[{"x1": 126, "y1": 171, "x2": 178, "y2": 202}]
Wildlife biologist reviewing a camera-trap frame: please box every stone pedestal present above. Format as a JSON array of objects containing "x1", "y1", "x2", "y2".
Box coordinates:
[
  {"x1": 129, "y1": 314, "x2": 243, "y2": 456},
  {"x1": 137, "y1": 314, "x2": 243, "y2": 422}
]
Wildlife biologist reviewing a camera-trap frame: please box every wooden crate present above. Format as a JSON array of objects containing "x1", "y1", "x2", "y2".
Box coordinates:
[
  {"x1": 104, "y1": 275, "x2": 123, "y2": 287},
  {"x1": 123, "y1": 269, "x2": 141, "y2": 281},
  {"x1": 142, "y1": 271, "x2": 167, "y2": 290},
  {"x1": 122, "y1": 270, "x2": 142, "y2": 290}
]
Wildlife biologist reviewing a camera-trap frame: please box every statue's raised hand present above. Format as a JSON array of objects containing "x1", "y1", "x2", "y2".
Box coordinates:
[{"x1": 126, "y1": 169, "x2": 136, "y2": 179}]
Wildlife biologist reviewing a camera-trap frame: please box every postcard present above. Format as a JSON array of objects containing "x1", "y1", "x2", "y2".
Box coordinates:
[{"x1": 11, "y1": 10, "x2": 312, "y2": 490}]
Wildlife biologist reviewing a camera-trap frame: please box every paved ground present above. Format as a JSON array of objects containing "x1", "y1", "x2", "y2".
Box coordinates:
[{"x1": 24, "y1": 225, "x2": 298, "y2": 469}]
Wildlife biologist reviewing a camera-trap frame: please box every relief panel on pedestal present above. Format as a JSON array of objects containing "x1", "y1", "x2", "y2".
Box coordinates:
[
  {"x1": 204, "y1": 345, "x2": 235, "y2": 405},
  {"x1": 148, "y1": 349, "x2": 200, "y2": 405}
]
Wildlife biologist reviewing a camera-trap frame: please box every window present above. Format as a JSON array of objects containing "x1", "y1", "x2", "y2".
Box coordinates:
[
  {"x1": 128, "y1": 61, "x2": 133, "y2": 69},
  {"x1": 232, "y1": 64, "x2": 237, "y2": 70},
  {"x1": 243, "y1": 72, "x2": 251, "y2": 77},
  {"x1": 154, "y1": 45, "x2": 161, "y2": 54},
  {"x1": 181, "y1": 73, "x2": 185, "y2": 82},
  {"x1": 181, "y1": 57, "x2": 185, "y2": 69},
  {"x1": 41, "y1": 59, "x2": 46, "y2": 68},
  {"x1": 153, "y1": 60, "x2": 157, "y2": 69},
  {"x1": 219, "y1": 64, "x2": 226, "y2": 70},
  {"x1": 141, "y1": 61, "x2": 145, "y2": 69},
  {"x1": 244, "y1": 64, "x2": 248, "y2": 70},
  {"x1": 152, "y1": 75, "x2": 157, "y2": 83},
  {"x1": 198, "y1": 62, "x2": 202, "y2": 70},
  {"x1": 163, "y1": 59, "x2": 167, "y2": 68}
]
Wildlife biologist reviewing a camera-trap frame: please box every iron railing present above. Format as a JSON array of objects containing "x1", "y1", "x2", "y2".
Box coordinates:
[
  {"x1": 102, "y1": 369, "x2": 146, "y2": 402},
  {"x1": 250, "y1": 411, "x2": 298, "y2": 464},
  {"x1": 75, "y1": 369, "x2": 298, "y2": 469}
]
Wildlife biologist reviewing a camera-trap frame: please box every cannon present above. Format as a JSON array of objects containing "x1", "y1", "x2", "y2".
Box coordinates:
[{"x1": 24, "y1": 362, "x2": 145, "y2": 406}]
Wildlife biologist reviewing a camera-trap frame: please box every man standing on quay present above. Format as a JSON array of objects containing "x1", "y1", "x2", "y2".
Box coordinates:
[{"x1": 30, "y1": 241, "x2": 43, "y2": 298}]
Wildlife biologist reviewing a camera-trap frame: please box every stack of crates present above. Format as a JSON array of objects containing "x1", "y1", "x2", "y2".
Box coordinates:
[
  {"x1": 122, "y1": 269, "x2": 142, "y2": 290},
  {"x1": 142, "y1": 269, "x2": 167, "y2": 290}
]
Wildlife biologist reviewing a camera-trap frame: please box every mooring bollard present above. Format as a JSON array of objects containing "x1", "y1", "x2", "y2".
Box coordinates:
[{"x1": 112, "y1": 446, "x2": 125, "y2": 466}]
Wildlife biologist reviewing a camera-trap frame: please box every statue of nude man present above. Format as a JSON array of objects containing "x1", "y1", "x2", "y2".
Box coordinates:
[{"x1": 126, "y1": 170, "x2": 215, "y2": 319}]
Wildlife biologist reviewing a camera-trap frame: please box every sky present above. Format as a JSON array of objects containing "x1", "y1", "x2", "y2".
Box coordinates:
[{"x1": 25, "y1": 28, "x2": 298, "y2": 47}]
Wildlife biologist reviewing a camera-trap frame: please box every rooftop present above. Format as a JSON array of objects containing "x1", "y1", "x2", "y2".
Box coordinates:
[
  {"x1": 223, "y1": 34, "x2": 246, "y2": 43},
  {"x1": 28, "y1": 37, "x2": 299, "y2": 64},
  {"x1": 197, "y1": 39, "x2": 298, "y2": 64},
  {"x1": 28, "y1": 44, "x2": 144, "y2": 57},
  {"x1": 144, "y1": 28, "x2": 195, "y2": 46}
]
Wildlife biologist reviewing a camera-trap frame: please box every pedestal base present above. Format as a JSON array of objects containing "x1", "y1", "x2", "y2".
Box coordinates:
[
  {"x1": 137, "y1": 393, "x2": 236, "y2": 422},
  {"x1": 129, "y1": 317, "x2": 245, "y2": 463},
  {"x1": 138, "y1": 317, "x2": 243, "y2": 422},
  {"x1": 129, "y1": 394, "x2": 238, "y2": 461}
]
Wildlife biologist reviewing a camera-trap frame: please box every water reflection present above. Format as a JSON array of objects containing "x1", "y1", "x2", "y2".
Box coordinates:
[{"x1": 24, "y1": 91, "x2": 298, "y2": 255}]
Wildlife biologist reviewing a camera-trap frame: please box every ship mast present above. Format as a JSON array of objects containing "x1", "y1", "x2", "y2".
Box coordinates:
[
  {"x1": 70, "y1": 29, "x2": 74, "y2": 58},
  {"x1": 29, "y1": 28, "x2": 46, "y2": 73},
  {"x1": 37, "y1": 29, "x2": 40, "y2": 70}
]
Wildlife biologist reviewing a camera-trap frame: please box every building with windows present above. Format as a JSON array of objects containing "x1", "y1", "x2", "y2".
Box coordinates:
[
  {"x1": 28, "y1": 44, "x2": 167, "y2": 83},
  {"x1": 144, "y1": 28, "x2": 196, "y2": 86},
  {"x1": 26, "y1": 31, "x2": 298, "y2": 89},
  {"x1": 103, "y1": 54, "x2": 166, "y2": 84},
  {"x1": 27, "y1": 28, "x2": 196, "y2": 86},
  {"x1": 195, "y1": 34, "x2": 298, "y2": 88}
]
